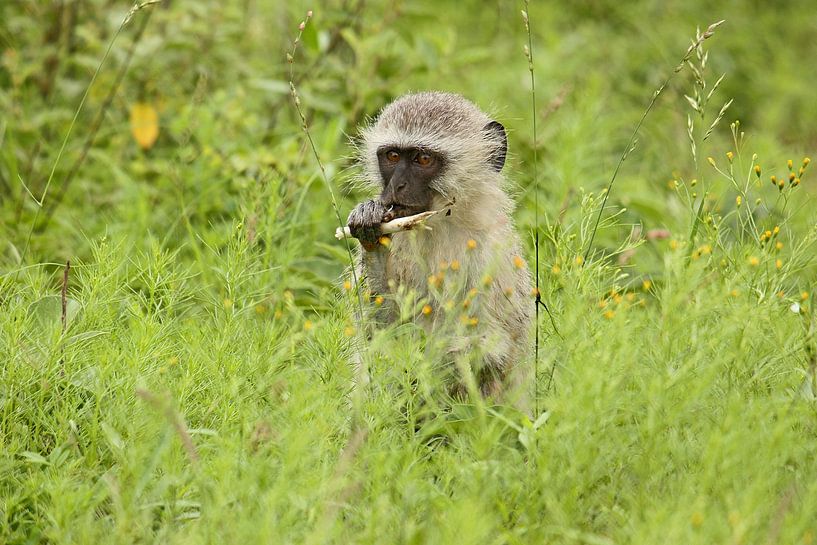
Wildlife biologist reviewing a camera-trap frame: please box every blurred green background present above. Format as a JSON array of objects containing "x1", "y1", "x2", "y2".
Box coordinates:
[{"x1": 2, "y1": 0, "x2": 815, "y2": 273}]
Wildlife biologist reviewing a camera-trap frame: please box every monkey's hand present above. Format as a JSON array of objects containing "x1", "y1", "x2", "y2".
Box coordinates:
[{"x1": 347, "y1": 200, "x2": 389, "y2": 252}]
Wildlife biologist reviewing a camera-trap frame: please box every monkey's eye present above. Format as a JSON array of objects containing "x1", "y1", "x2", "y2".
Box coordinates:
[
  {"x1": 386, "y1": 150, "x2": 400, "y2": 163},
  {"x1": 415, "y1": 152, "x2": 434, "y2": 167}
]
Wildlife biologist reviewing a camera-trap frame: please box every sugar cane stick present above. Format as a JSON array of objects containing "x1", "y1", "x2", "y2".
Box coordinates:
[{"x1": 335, "y1": 209, "x2": 442, "y2": 241}]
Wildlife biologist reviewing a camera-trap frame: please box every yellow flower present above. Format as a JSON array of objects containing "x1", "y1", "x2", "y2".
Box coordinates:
[
  {"x1": 775, "y1": 241, "x2": 784, "y2": 250},
  {"x1": 775, "y1": 259, "x2": 782, "y2": 269},
  {"x1": 344, "y1": 326, "x2": 356, "y2": 337},
  {"x1": 466, "y1": 239, "x2": 477, "y2": 250},
  {"x1": 574, "y1": 255, "x2": 584, "y2": 265},
  {"x1": 754, "y1": 165, "x2": 761, "y2": 177},
  {"x1": 450, "y1": 260, "x2": 461, "y2": 271},
  {"x1": 551, "y1": 264, "x2": 561, "y2": 274},
  {"x1": 378, "y1": 236, "x2": 391, "y2": 247},
  {"x1": 726, "y1": 151, "x2": 734, "y2": 162},
  {"x1": 422, "y1": 304, "x2": 432, "y2": 316},
  {"x1": 603, "y1": 310, "x2": 615, "y2": 320},
  {"x1": 642, "y1": 280, "x2": 652, "y2": 291},
  {"x1": 343, "y1": 280, "x2": 352, "y2": 290},
  {"x1": 735, "y1": 195, "x2": 742, "y2": 207},
  {"x1": 748, "y1": 256, "x2": 760, "y2": 266},
  {"x1": 513, "y1": 255, "x2": 525, "y2": 269},
  {"x1": 374, "y1": 295, "x2": 384, "y2": 306},
  {"x1": 303, "y1": 320, "x2": 314, "y2": 331},
  {"x1": 802, "y1": 292, "x2": 810, "y2": 301}
]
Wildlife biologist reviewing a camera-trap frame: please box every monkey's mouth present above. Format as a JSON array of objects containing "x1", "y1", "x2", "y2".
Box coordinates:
[{"x1": 382, "y1": 203, "x2": 429, "y2": 222}]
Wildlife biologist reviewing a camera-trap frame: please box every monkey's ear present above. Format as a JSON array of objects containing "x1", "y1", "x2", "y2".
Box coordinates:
[{"x1": 483, "y1": 120, "x2": 507, "y2": 172}]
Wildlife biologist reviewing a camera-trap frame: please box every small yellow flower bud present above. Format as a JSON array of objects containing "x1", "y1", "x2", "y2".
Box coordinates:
[
  {"x1": 343, "y1": 280, "x2": 352, "y2": 290},
  {"x1": 551, "y1": 264, "x2": 561, "y2": 274},
  {"x1": 439, "y1": 260, "x2": 449, "y2": 271},
  {"x1": 770, "y1": 175, "x2": 777, "y2": 186},
  {"x1": 730, "y1": 289, "x2": 739, "y2": 297},
  {"x1": 707, "y1": 157, "x2": 716, "y2": 167},
  {"x1": 303, "y1": 320, "x2": 313, "y2": 331},
  {"x1": 735, "y1": 195, "x2": 742, "y2": 207},
  {"x1": 422, "y1": 304, "x2": 432, "y2": 316},
  {"x1": 748, "y1": 256, "x2": 760, "y2": 266},
  {"x1": 482, "y1": 275, "x2": 493, "y2": 286},
  {"x1": 803, "y1": 292, "x2": 810, "y2": 301},
  {"x1": 754, "y1": 165, "x2": 761, "y2": 177},
  {"x1": 690, "y1": 178, "x2": 698, "y2": 187},
  {"x1": 755, "y1": 198, "x2": 762, "y2": 206},
  {"x1": 274, "y1": 309, "x2": 283, "y2": 319},
  {"x1": 787, "y1": 159, "x2": 793, "y2": 170},
  {"x1": 764, "y1": 230, "x2": 772, "y2": 239},
  {"x1": 223, "y1": 298, "x2": 233, "y2": 309},
  {"x1": 778, "y1": 179, "x2": 785, "y2": 191},
  {"x1": 775, "y1": 241, "x2": 784, "y2": 250},
  {"x1": 344, "y1": 326, "x2": 356, "y2": 337},
  {"x1": 574, "y1": 255, "x2": 584, "y2": 265},
  {"x1": 773, "y1": 225, "x2": 780, "y2": 235},
  {"x1": 513, "y1": 255, "x2": 525, "y2": 269},
  {"x1": 468, "y1": 288, "x2": 478, "y2": 298},
  {"x1": 803, "y1": 157, "x2": 811, "y2": 167},
  {"x1": 792, "y1": 178, "x2": 800, "y2": 187},
  {"x1": 374, "y1": 295, "x2": 384, "y2": 306},
  {"x1": 450, "y1": 260, "x2": 460, "y2": 271},
  {"x1": 466, "y1": 239, "x2": 477, "y2": 250},
  {"x1": 775, "y1": 259, "x2": 782, "y2": 269},
  {"x1": 726, "y1": 151, "x2": 734, "y2": 162},
  {"x1": 603, "y1": 310, "x2": 615, "y2": 320},
  {"x1": 378, "y1": 236, "x2": 391, "y2": 247},
  {"x1": 642, "y1": 280, "x2": 652, "y2": 291}
]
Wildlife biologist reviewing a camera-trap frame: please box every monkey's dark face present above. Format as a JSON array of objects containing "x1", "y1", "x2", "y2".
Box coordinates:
[{"x1": 376, "y1": 146, "x2": 444, "y2": 220}]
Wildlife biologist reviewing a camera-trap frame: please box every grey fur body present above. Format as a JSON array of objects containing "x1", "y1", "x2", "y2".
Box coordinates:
[{"x1": 348, "y1": 92, "x2": 532, "y2": 399}]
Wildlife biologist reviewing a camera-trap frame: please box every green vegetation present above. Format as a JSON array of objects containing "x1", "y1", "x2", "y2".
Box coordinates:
[{"x1": 2, "y1": 1, "x2": 816, "y2": 543}]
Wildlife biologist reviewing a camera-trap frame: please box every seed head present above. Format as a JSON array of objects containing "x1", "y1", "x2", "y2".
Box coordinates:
[{"x1": 298, "y1": 21, "x2": 306, "y2": 31}]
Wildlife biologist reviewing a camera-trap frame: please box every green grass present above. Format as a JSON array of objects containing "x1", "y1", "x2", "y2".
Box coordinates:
[{"x1": 2, "y1": 1, "x2": 817, "y2": 543}]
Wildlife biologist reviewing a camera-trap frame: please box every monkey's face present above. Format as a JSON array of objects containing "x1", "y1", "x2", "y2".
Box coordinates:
[{"x1": 376, "y1": 146, "x2": 444, "y2": 221}]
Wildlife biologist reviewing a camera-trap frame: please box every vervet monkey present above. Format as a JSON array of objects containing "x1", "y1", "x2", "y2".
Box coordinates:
[{"x1": 346, "y1": 92, "x2": 532, "y2": 400}]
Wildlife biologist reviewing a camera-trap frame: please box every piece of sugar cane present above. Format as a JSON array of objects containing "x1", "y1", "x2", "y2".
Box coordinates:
[{"x1": 335, "y1": 210, "x2": 440, "y2": 240}]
